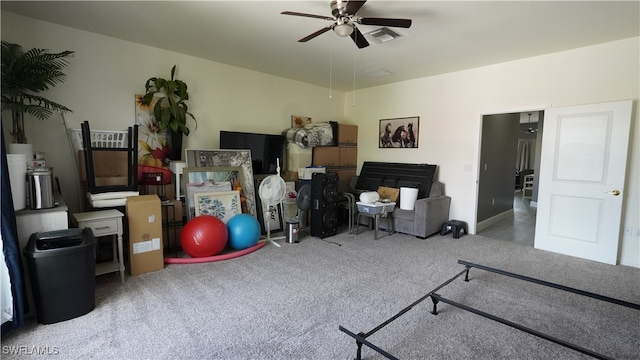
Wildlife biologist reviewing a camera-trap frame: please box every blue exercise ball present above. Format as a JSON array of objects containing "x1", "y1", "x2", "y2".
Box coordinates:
[{"x1": 227, "y1": 214, "x2": 261, "y2": 250}]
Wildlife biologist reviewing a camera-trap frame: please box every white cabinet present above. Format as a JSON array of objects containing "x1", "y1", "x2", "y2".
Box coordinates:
[
  {"x1": 523, "y1": 174, "x2": 534, "y2": 200},
  {"x1": 72, "y1": 209, "x2": 125, "y2": 283}
]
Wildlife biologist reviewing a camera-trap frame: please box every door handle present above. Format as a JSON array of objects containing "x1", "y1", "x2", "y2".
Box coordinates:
[{"x1": 606, "y1": 190, "x2": 620, "y2": 196}]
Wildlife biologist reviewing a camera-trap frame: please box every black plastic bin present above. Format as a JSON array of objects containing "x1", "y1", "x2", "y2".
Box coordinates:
[{"x1": 24, "y1": 228, "x2": 96, "y2": 324}]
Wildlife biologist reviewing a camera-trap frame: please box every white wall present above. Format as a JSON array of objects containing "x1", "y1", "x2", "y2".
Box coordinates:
[
  {"x1": 1, "y1": 12, "x2": 346, "y2": 215},
  {"x1": 2, "y1": 12, "x2": 638, "y2": 267},
  {"x1": 344, "y1": 37, "x2": 639, "y2": 267}
]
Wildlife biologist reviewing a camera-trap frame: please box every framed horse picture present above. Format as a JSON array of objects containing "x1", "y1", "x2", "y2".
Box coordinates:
[{"x1": 379, "y1": 116, "x2": 419, "y2": 148}]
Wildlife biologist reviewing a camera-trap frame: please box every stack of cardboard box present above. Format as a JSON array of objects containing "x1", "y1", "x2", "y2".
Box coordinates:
[{"x1": 312, "y1": 124, "x2": 358, "y2": 193}]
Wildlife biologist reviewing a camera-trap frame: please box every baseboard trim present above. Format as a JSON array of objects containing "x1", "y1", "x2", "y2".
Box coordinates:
[{"x1": 476, "y1": 209, "x2": 514, "y2": 233}]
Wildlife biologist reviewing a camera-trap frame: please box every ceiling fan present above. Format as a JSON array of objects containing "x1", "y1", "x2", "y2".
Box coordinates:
[
  {"x1": 281, "y1": 0, "x2": 412, "y2": 49},
  {"x1": 522, "y1": 113, "x2": 538, "y2": 133}
]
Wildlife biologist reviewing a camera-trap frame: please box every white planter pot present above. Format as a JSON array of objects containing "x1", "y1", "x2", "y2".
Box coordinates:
[
  {"x1": 8, "y1": 143, "x2": 33, "y2": 168},
  {"x1": 6, "y1": 154, "x2": 27, "y2": 210}
]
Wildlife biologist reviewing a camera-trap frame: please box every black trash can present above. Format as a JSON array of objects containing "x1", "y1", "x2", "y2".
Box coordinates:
[{"x1": 24, "y1": 228, "x2": 96, "y2": 324}]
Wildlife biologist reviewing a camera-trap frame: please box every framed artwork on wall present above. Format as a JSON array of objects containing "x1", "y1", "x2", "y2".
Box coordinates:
[
  {"x1": 185, "y1": 149, "x2": 256, "y2": 218},
  {"x1": 291, "y1": 115, "x2": 312, "y2": 128},
  {"x1": 379, "y1": 116, "x2": 419, "y2": 148}
]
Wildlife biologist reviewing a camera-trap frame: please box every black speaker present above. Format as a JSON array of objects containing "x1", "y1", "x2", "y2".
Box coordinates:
[{"x1": 310, "y1": 172, "x2": 339, "y2": 238}]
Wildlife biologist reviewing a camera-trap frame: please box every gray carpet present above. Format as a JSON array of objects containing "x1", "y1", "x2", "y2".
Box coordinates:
[{"x1": 2, "y1": 229, "x2": 639, "y2": 359}]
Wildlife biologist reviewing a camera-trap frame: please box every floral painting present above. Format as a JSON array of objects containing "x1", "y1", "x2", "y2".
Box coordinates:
[
  {"x1": 291, "y1": 115, "x2": 311, "y2": 128},
  {"x1": 194, "y1": 190, "x2": 241, "y2": 224},
  {"x1": 135, "y1": 94, "x2": 170, "y2": 167}
]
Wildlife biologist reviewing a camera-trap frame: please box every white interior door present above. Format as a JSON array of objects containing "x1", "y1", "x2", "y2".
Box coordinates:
[{"x1": 534, "y1": 100, "x2": 632, "y2": 264}]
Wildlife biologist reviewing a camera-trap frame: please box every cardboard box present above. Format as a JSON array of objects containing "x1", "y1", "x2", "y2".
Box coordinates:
[
  {"x1": 282, "y1": 171, "x2": 299, "y2": 182},
  {"x1": 126, "y1": 195, "x2": 164, "y2": 275},
  {"x1": 337, "y1": 124, "x2": 358, "y2": 146},
  {"x1": 313, "y1": 146, "x2": 357, "y2": 167},
  {"x1": 79, "y1": 150, "x2": 129, "y2": 181},
  {"x1": 377, "y1": 186, "x2": 400, "y2": 202},
  {"x1": 312, "y1": 147, "x2": 340, "y2": 167},
  {"x1": 339, "y1": 147, "x2": 357, "y2": 167}
]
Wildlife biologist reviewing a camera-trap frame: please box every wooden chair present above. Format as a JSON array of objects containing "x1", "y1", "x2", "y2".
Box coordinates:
[{"x1": 81, "y1": 120, "x2": 139, "y2": 209}]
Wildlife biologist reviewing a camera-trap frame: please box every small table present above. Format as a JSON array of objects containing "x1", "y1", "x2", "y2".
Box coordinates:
[
  {"x1": 73, "y1": 209, "x2": 125, "y2": 282},
  {"x1": 356, "y1": 202, "x2": 395, "y2": 240}
]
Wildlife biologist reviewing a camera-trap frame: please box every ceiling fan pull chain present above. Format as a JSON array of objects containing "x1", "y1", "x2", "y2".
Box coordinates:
[
  {"x1": 352, "y1": 49, "x2": 357, "y2": 107},
  {"x1": 329, "y1": 39, "x2": 334, "y2": 99}
]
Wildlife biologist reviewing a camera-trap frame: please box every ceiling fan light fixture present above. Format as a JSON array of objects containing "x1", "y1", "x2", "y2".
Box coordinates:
[{"x1": 333, "y1": 23, "x2": 354, "y2": 37}]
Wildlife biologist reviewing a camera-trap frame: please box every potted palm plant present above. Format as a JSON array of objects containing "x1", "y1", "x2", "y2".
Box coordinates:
[
  {"x1": 1, "y1": 41, "x2": 74, "y2": 145},
  {"x1": 142, "y1": 65, "x2": 197, "y2": 160}
]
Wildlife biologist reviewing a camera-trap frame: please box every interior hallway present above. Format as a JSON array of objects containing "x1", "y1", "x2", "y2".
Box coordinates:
[{"x1": 477, "y1": 191, "x2": 536, "y2": 246}]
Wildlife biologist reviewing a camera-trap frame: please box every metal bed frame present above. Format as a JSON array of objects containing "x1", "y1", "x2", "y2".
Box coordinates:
[{"x1": 339, "y1": 260, "x2": 640, "y2": 360}]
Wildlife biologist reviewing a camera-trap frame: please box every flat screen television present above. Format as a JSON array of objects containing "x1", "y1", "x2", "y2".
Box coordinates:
[{"x1": 219, "y1": 130, "x2": 286, "y2": 175}]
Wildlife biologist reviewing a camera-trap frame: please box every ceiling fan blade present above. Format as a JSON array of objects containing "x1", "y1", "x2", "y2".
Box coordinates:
[
  {"x1": 299, "y1": 26, "x2": 333, "y2": 42},
  {"x1": 346, "y1": 0, "x2": 367, "y2": 15},
  {"x1": 281, "y1": 11, "x2": 334, "y2": 21},
  {"x1": 358, "y1": 17, "x2": 412, "y2": 28},
  {"x1": 350, "y1": 26, "x2": 370, "y2": 49}
]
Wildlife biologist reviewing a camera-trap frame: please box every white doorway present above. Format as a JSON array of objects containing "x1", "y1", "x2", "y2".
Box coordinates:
[
  {"x1": 476, "y1": 109, "x2": 544, "y2": 246},
  {"x1": 476, "y1": 100, "x2": 633, "y2": 265}
]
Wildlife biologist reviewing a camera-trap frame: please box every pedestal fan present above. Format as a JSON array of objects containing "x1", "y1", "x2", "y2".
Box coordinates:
[{"x1": 258, "y1": 160, "x2": 287, "y2": 247}]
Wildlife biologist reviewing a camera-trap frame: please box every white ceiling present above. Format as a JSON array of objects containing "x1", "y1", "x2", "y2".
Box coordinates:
[{"x1": 2, "y1": 1, "x2": 638, "y2": 91}]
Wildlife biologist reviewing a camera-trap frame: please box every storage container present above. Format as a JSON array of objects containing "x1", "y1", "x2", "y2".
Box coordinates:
[
  {"x1": 24, "y1": 228, "x2": 96, "y2": 324},
  {"x1": 356, "y1": 201, "x2": 396, "y2": 214}
]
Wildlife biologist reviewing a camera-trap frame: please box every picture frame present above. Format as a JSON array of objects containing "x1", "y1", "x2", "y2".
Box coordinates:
[
  {"x1": 291, "y1": 115, "x2": 312, "y2": 128},
  {"x1": 183, "y1": 166, "x2": 247, "y2": 220},
  {"x1": 379, "y1": 116, "x2": 419, "y2": 148},
  {"x1": 193, "y1": 190, "x2": 241, "y2": 224},
  {"x1": 185, "y1": 149, "x2": 256, "y2": 218}
]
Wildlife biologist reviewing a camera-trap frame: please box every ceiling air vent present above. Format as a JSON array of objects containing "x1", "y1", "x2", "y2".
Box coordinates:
[{"x1": 364, "y1": 27, "x2": 404, "y2": 45}]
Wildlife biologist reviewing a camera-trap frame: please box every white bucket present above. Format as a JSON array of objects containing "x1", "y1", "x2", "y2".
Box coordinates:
[
  {"x1": 400, "y1": 187, "x2": 419, "y2": 211},
  {"x1": 7, "y1": 154, "x2": 27, "y2": 210}
]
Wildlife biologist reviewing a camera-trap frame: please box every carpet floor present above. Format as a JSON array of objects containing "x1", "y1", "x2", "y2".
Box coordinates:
[{"x1": 2, "y1": 229, "x2": 639, "y2": 359}]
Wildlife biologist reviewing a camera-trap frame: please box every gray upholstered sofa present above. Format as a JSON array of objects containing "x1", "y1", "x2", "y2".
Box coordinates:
[
  {"x1": 378, "y1": 181, "x2": 451, "y2": 238},
  {"x1": 348, "y1": 162, "x2": 451, "y2": 239}
]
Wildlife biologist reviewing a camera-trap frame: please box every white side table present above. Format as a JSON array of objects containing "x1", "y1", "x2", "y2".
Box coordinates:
[{"x1": 73, "y1": 209, "x2": 125, "y2": 283}]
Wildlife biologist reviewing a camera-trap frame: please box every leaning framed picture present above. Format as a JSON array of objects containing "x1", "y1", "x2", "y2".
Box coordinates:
[
  {"x1": 193, "y1": 190, "x2": 242, "y2": 224},
  {"x1": 379, "y1": 116, "x2": 419, "y2": 148},
  {"x1": 185, "y1": 149, "x2": 256, "y2": 218},
  {"x1": 183, "y1": 166, "x2": 248, "y2": 220}
]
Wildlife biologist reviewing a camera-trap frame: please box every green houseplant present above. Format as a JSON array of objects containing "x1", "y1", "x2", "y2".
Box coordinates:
[
  {"x1": 1, "y1": 41, "x2": 74, "y2": 144},
  {"x1": 142, "y1": 65, "x2": 197, "y2": 160}
]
